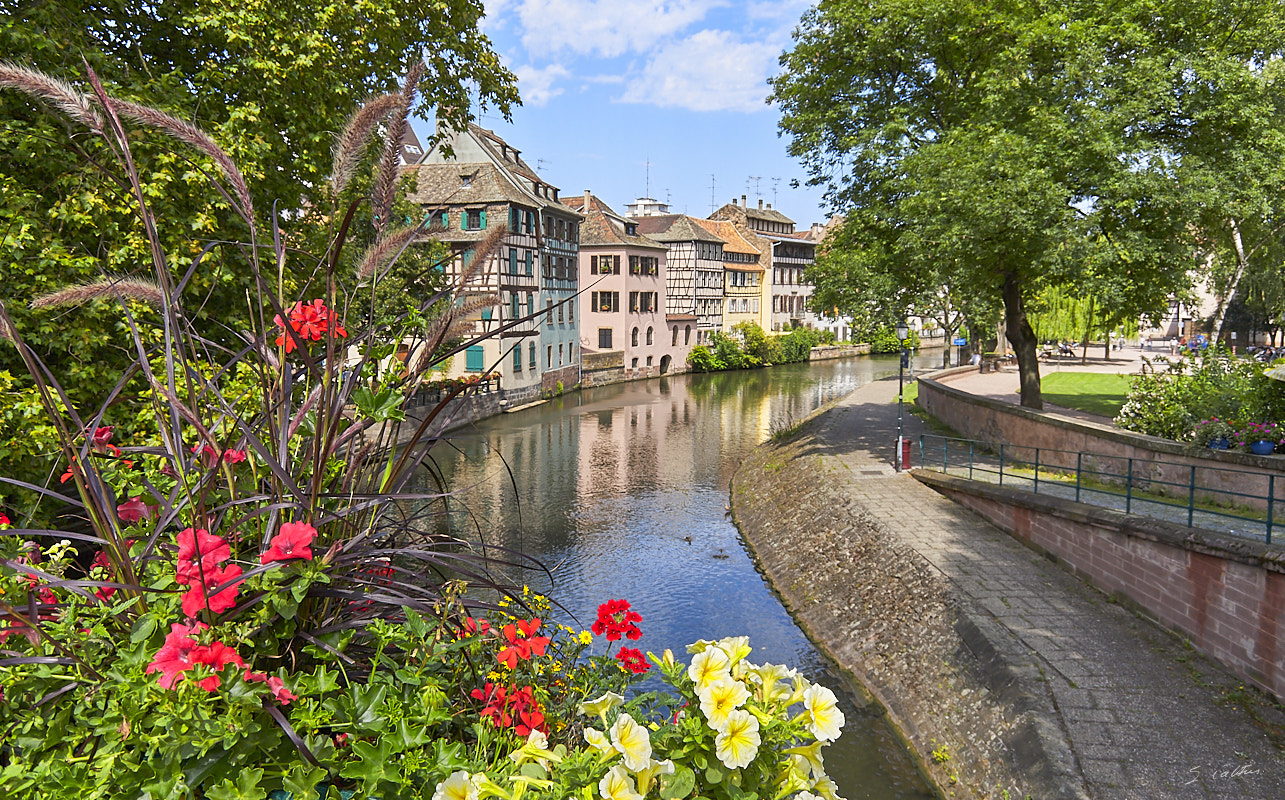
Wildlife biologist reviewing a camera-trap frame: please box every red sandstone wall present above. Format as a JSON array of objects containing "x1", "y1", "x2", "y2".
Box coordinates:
[{"x1": 922, "y1": 474, "x2": 1285, "y2": 700}]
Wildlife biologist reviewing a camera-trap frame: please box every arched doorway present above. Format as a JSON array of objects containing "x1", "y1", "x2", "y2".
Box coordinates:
[{"x1": 659, "y1": 354, "x2": 672, "y2": 374}]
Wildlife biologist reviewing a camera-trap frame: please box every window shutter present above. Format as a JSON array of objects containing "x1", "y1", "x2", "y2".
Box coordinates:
[
  {"x1": 480, "y1": 210, "x2": 487, "y2": 228},
  {"x1": 465, "y1": 345, "x2": 484, "y2": 372},
  {"x1": 509, "y1": 249, "x2": 518, "y2": 274},
  {"x1": 525, "y1": 251, "x2": 532, "y2": 276},
  {"x1": 513, "y1": 347, "x2": 522, "y2": 370},
  {"x1": 591, "y1": 255, "x2": 598, "y2": 272}
]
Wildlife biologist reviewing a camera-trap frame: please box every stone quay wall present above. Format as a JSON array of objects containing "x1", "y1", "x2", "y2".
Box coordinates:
[
  {"x1": 918, "y1": 369, "x2": 1285, "y2": 513},
  {"x1": 732, "y1": 442, "x2": 1058, "y2": 800},
  {"x1": 917, "y1": 470, "x2": 1285, "y2": 700},
  {"x1": 808, "y1": 343, "x2": 872, "y2": 360},
  {"x1": 579, "y1": 350, "x2": 625, "y2": 387}
]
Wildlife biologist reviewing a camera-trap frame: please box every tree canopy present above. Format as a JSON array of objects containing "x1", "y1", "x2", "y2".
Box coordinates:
[
  {"x1": 1, "y1": 0, "x2": 518, "y2": 406},
  {"x1": 772, "y1": 0, "x2": 1285, "y2": 407}
]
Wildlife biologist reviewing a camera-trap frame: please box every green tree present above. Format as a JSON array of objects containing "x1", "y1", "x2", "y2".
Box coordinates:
[
  {"x1": 771, "y1": 0, "x2": 1284, "y2": 408},
  {"x1": 1, "y1": 0, "x2": 518, "y2": 408}
]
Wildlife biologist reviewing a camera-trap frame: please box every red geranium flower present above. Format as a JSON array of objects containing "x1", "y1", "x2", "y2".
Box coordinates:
[
  {"x1": 0, "y1": 512, "x2": 9, "y2": 528},
  {"x1": 461, "y1": 616, "x2": 491, "y2": 637},
  {"x1": 222, "y1": 448, "x2": 247, "y2": 464},
  {"x1": 273, "y1": 299, "x2": 347, "y2": 352},
  {"x1": 181, "y1": 563, "x2": 243, "y2": 617},
  {"x1": 592, "y1": 599, "x2": 643, "y2": 641},
  {"x1": 175, "y1": 528, "x2": 231, "y2": 586},
  {"x1": 191, "y1": 640, "x2": 246, "y2": 691},
  {"x1": 615, "y1": 647, "x2": 650, "y2": 675},
  {"x1": 260, "y1": 521, "x2": 316, "y2": 563}
]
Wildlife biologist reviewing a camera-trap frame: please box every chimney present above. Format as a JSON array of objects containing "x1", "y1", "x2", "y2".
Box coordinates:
[
  {"x1": 584, "y1": 190, "x2": 591, "y2": 210},
  {"x1": 766, "y1": 203, "x2": 772, "y2": 210},
  {"x1": 741, "y1": 194, "x2": 747, "y2": 206},
  {"x1": 758, "y1": 199, "x2": 763, "y2": 209}
]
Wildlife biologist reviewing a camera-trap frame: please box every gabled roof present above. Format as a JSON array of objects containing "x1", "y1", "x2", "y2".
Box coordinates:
[
  {"x1": 631, "y1": 214, "x2": 725, "y2": 244},
  {"x1": 577, "y1": 203, "x2": 668, "y2": 250},
  {"x1": 693, "y1": 219, "x2": 760, "y2": 256}
]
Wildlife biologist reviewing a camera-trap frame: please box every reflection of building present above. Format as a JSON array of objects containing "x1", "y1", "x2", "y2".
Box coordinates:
[
  {"x1": 403, "y1": 124, "x2": 581, "y2": 405},
  {"x1": 631, "y1": 215, "x2": 725, "y2": 343},
  {"x1": 567, "y1": 192, "x2": 690, "y2": 379}
]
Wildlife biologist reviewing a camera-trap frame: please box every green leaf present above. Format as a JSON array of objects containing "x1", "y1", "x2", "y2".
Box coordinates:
[
  {"x1": 205, "y1": 768, "x2": 266, "y2": 800},
  {"x1": 703, "y1": 765, "x2": 723, "y2": 785},
  {"x1": 282, "y1": 763, "x2": 329, "y2": 800},
  {"x1": 340, "y1": 739, "x2": 399, "y2": 793},
  {"x1": 659, "y1": 764, "x2": 696, "y2": 799}
]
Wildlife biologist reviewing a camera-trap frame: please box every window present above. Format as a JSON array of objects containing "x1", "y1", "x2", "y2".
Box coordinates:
[
  {"x1": 629, "y1": 291, "x2": 639, "y2": 312},
  {"x1": 547, "y1": 345, "x2": 553, "y2": 368},
  {"x1": 509, "y1": 207, "x2": 519, "y2": 231},
  {"x1": 631, "y1": 327, "x2": 639, "y2": 347},
  {"x1": 527, "y1": 293, "x2": 534, "y2": 319},
  {"x1": 529, "y1": 342, "x2": 536, "y2": 369},
  {"x1": 558, "y1": 343, "x2": 564, "y2": 365},
  {"x1": 465, "y1": 345, "x2": 484, "y2": 372},
  {"x1": 546, "y1": 299, "x2": 554, "y2": 326},
  {"x1": 510, "y1": 293, "x2": 520, "y2": 320},
  {"x1": 646, "y1": 356, "x2": 653, "y2": 367},
  {"x1": 569, "y1": 222, "x2": 578, "y2": 242},
  {"x1": 640, "y1": 292, "x2": 655, "y2": 313},
  {"x1": 629, "y1": 255, "x2": 641, "y2": 275},
  {"x1": 557, "y1": 300, "x2": 564, "y2": 323},
  {"x1": 525, "y1": 251, "x2": 533, "y2": 276},
  {"x1": 684, "y1": 325, "x2": 691, "y2": 344},
  {"x1": 592, "y1": 255, "x2": 619, "y2": 274},
  {"x1": 646, "y1": 327, "x2": 654, "y2": 345},
  {"x1": 512, "y1": 346, "x2": 522, "y2": 372},
  {"x1": 509, "y1": 249, "x2": 518, "y2": 274},
  {"x1": 591, "y1": 291, "x2": 619, "y2": 312},
  {"x1": 598, "y1": 328, "x2": 613, "y2": 349},
  {"x1": 568, "y1": 299, "x2": 574, "y2": 323},
  {"x1": 631, "y1": 357, "x2": 639, "y2": 369},
  {"x1": 464, "y1": 208, "x2": 484, "y2": 230},
  {"x1": 671, "y1": 326, "x2": 678, "y2": 346}
]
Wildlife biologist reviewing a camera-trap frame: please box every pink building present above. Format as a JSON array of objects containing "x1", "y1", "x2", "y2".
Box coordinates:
[{"x1": 568, "y1": 192, "x2": 692, "y2": 378}]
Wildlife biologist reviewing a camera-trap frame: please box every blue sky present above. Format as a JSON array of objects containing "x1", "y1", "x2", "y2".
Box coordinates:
[{"x1": 409, "y1": 0, "x2": 830, "y2": 227}]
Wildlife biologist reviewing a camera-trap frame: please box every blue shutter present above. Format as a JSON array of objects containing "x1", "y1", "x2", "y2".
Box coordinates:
[
  {"x1": 512, "y1": 347, "x2": 522, "y2": 370},
  {"x1": 509, "y1": 249, "x2": 517, "y2": 274},
  {"x1": 525, "y1": 251, "x2": 533, "y2": 276},
  {"x1": 509, "y1": 208, "x2": 519, "y2": 231},
  {"x1": 480, "y1": 210, "x2": 487, "y2": 228},
  {"x1": 465, "y1": 345, "x2": 484, "y2": 372},
  {"x1": 511, "y1": 294, "x2": 520, "y2": 319}
]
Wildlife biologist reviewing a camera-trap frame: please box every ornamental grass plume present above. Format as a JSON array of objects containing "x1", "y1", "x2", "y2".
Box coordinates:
[{"x1": 31, "y1": 277, "x2": 165, "y2": 310}]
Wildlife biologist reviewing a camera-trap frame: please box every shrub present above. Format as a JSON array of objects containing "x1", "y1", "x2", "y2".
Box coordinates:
[
  {"x1": 868, "y1": 326, "x2": 921, "y2": 354},
  {"x1": 1115, "y1": 349, "x2": 1277, "y2": 441}
]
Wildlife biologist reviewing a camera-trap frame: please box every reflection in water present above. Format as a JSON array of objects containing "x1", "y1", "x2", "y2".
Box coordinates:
[{"x1": 417, "y1": 355, "x2": 938, "y2": 800}]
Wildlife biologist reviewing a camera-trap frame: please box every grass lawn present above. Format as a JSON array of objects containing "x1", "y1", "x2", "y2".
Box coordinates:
[{"x1": 1040, "y1": 371, "x2": 1133, "y2": 417}]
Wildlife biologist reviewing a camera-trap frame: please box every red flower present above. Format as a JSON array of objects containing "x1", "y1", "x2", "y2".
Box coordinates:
[
  {"x1": 117, "y1": 496, "x2": 158, "y2": 525},
  {"x1": 91, "y1": 426, "x2": 114, "y2": 448},
  {"x1": 461, "y1": 616, "x2": 491, "y2": 637},
  {"x1": 260, "y1": 521, "x2": 316, "y2": 563},
  {"x1": 497, "y1": 618, "x2": 551, "y2": 670},
  {"x1": 191, "y1": 640, "x2": 245, "y2": 691},
  {"x1": 222, "y1": 448, "x2": 247, "y2": 464},
  {"x1": 0, "y1": 512, "x2": 9, "y2": 528},
  {"x1": 181, "y1": 563, "x2": 243, "y2": 617},
  {"x1": 592, "y1": 599, "x2": 643, "y2": 641},
  {"x1": 265, "y1": 676, "x2": 298, "y2": 705},
  {"x1": 274, "y1": 299, "x2": 347, "y2": 352},
  {"x1": 615, "y1": 647, "x2": 650, "y2": 674},
  {"x1": 59, "y1": 457, "x2": 76, "y2": 484},
  {"x1": 175, "y1": 528, "x2": 231, "y2": 586},
  {"x1": 144, "y1": 622, "x2": 208, "y2": 689},
  {"x1": 471, "y1": 683, "x2": 545, "y2": 735}
]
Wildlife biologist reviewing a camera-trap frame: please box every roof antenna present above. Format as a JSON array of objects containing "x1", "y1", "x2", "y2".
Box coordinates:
[
  {"x1": 709, "y1": 174, "x2": 716, "y2": 213},
  {"x1": 770, "y1": 177, "x2": 781, "y2": 206},
  {"x1": 645, "y1": 157, "x2": 651, "y2": 198}
]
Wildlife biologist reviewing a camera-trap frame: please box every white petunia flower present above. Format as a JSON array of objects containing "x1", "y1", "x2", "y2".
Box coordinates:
[
  {"x1": 714, "y1": 708, "x2": 761, "y2": 769},
  {"x1": 687, "y1": 645, "x2": 731, "y2": 691},
  {"x1": 580, "y1": 691, "x2": 625, "y2": 718},
  {"x1": 585, "y1": 727, "x2": 615, "y2": 755},
  {"x1": 609, "y1": 712, "x2": 653, "y2": 771},
  {"x1": 802, "y1": 684, "x2": 845, "y2": 742},
  {"x1": 598, "y1": 765, "x2": 644, "y2": 800},
  {"x1": 698, "y1": 676, "x2": 750, "y2": 731},
  {"x1": 432, "y1": 771, "x2": 477, "y2": 800},
  {"x1": 786, "y1": 740, "x2": 826, "y2": 779}
]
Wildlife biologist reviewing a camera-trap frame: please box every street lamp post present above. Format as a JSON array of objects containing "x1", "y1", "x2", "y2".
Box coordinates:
[{"x1": 896, "y1": 321, "x2": 910, "y2": 471}]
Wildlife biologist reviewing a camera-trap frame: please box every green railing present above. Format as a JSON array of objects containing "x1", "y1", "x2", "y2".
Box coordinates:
[{"x1": 916, "y1": 434, "x2": 1280, "y2": 544}]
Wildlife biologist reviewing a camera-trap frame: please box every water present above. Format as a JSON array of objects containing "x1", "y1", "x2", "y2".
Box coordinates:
[{"x1": 417, "y1": 354, "x2": 940, "y2": 799}]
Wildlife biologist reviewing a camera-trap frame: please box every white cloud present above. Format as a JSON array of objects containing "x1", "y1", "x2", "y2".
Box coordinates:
[
  {"x1": 617, "y1": 29, "x2": 776, "y2": 113},
  {"x1": 515, "y1": 63, "x2": 571, "y2": 106},
  {"x1": 510, "y1": 0, "x2": 726, "y2": 58}
]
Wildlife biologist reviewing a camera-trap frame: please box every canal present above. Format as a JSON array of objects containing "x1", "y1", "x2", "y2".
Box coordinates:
[{"x1": 422, "y1": 353, "x2": 940, "y2": 799}]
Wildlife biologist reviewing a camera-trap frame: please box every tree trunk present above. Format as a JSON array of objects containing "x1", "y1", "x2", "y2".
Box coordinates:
[
  {"x1": 1002, "y1": 274, "x2": 1042, "y2": 409},
  {"x1": 1080, "y1": 296, "x2": 1094, "y2": 365},
  {"x1": 1211, "y1": 218, "x2": 1248, "y2": 343}
]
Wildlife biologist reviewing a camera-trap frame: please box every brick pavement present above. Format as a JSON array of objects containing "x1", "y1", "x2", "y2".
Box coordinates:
[{"x1": 803, "y1": 376, "x2": 1282, "y2": 799}]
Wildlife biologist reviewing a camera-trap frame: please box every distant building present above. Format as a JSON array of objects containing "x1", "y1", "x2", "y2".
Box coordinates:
[
  {"x1": 402, "y1": 123, "x2": 582, "y2": 405},
  {"x1": 631, "y1": 214, "x2": 725, "y2": 344},
  {"x1": 693, "y1": 218, "x2": 767, "y2": 333},
  {"x1": 567, "y1": 191, "x2": 690, "y2": 378},
  {"x1": 624, "y1": 196, "x2": 671, "y2": 217},
  {"x1": 711, "y1": 197, "x2": 825, "y2": 333}
]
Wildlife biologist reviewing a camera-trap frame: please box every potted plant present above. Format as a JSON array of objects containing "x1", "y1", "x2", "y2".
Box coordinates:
[
  {"x1": 1238, "y1": 421, "x2": 1282, "y2": 455},
  {"x1": 1191, "y1": 417, "x2": 1235, "y2": 449}
]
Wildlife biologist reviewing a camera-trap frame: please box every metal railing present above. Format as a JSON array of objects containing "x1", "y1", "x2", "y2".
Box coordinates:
[{"x1": 916, "y1": 434, "x2": 1280, "y2": 544}]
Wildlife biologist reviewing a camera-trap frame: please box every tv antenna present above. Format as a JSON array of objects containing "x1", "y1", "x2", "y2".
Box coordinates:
[
  {"x1": 770, "y1": 177, "x2": 781, "y2": 206},
  {"x1": 709, "y1": 174, "x2": 717, "y2": 213},
  {"x1": 644, "y1": 158, "x2": 651, "y2": 198},
  {"x1": 747, "y1": 175, "x2": 764, "y2": 201}
]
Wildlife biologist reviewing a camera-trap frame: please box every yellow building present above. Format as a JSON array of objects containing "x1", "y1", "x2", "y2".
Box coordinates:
[{"x1": 694, "y1": 218, "x2": 768, "y2": 332}]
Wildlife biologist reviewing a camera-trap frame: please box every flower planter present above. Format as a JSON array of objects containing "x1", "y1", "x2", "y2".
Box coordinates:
[
  {"x1": 1208, "y1": 437, "x2": 1231, "y2": 450},
  {"x1": 1250, "y1": 440, "x2": 1276, "y2": 456}
]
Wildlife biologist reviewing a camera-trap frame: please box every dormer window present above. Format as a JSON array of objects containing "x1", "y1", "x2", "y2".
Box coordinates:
[{"x1": 626, "y1": 223, "x2": 638, "y2": 236}]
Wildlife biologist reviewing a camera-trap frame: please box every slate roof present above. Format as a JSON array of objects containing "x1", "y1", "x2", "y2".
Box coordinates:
[
  {"x1": 692, "y1": 219, "x2": 766, "y2": 272},
  {"x1": 631, "y1": 214, "x2": 725, "y2": 244}
]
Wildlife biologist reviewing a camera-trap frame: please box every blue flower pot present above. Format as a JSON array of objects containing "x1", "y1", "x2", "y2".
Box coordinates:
[
  {"x1": 1208, "y1": 437, "x2": 1231, "y2": 450},
  {"x1": 1250, "y1": 440, "x2": 1276, "y2": 455}
]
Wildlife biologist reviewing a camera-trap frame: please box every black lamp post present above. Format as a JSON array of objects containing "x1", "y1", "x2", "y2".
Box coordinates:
[{"x1": 896, "y1": 321, "x2": 909, "y2": 471}]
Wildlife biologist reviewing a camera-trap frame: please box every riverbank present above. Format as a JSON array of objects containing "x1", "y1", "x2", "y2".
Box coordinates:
[{"x1": 730, "y1": 376, "x2": 1283, "y2": 800}]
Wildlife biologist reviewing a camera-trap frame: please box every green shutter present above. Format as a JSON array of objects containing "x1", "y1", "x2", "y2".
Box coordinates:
[
  {"x1": 525, "y1": 251, "x2": 532, "y2": 276},
  {"x1": 465, "y1": 345, "x2": 484, "y2": 372},
  {"x1": 509, "y1": 249, "x2": 518, "y2": 274},
  {"x1": 480, "y1": 210, "x2": 487, "y2": 228},
  {"x1": 513, "y1": 347, "x2": 522, "y2": 370}
]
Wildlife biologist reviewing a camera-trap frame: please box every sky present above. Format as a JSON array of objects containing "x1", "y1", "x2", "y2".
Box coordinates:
[{"x1": 408, "y1": 0, "x2": 830, "y2": 228}]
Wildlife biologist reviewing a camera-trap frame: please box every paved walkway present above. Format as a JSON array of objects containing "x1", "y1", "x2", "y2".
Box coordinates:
[{"x1": 809, "y1": 374, "x2": 1283, "y2": 799}]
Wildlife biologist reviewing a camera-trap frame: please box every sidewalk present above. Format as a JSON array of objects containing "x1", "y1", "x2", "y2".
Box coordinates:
[{"x1": 809, "y1": 376, "x2": 1283, "y2": 798}]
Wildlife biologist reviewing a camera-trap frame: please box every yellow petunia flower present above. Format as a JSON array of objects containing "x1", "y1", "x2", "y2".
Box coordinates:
[
  {"x1": 687, "y1": 646, "x2": 731, "y2": 692},
  {"x1": 698, "y1": 676, "x2": 750, "y2": 731},
  {"x1": 801, "y1": 684, "x2": 845, "y2": 743},
  {"x1": 714, "y1": 708, "x2": 761, "y2": 770},
  {"x1": 609, "y1": 712, "x2": 653, "y2": 771},
  {"x1": 598, "y1": 765, "x2": 643, "y2": 800},
  {"x1": 431, "y1": 771, "x2": 478, "y2": 800}
]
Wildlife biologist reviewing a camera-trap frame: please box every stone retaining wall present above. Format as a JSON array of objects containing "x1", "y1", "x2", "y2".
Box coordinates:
[
  {"x1": 918, "y1": 369, "x2": 1285, "y2": 513},
  {"x1": 916, "y1": 470, "x2": 1285, "y2": 700},
  {"x1": 809, "y1": 343, "x2": 872, "y2": 360},
  {"x1": 732, "y1": 442, "x2": 1064, "y2": 800}
]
